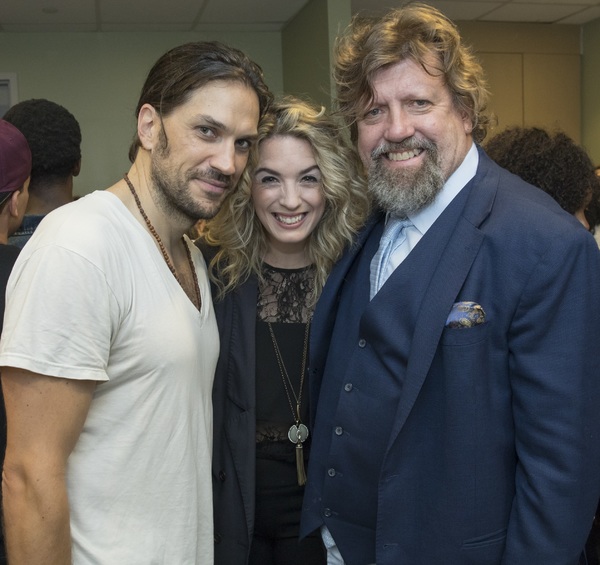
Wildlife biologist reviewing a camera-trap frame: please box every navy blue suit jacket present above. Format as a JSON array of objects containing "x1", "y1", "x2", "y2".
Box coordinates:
[{"x1": 301, "y1": 148, "x2": 600, "y2": 565}]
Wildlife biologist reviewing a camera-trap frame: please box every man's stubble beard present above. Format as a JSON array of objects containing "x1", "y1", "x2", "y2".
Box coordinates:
[
  {"x1": 367, "y1": 140, "x2": 445, "y2": 218},
  {"x1": 150, "y1": 134, "x2": 232, "y2": 224}
]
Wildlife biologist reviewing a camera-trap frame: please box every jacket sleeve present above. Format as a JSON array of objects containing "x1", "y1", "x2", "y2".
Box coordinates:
[{"x1": 502, "y1": 228, "x2": 600, "y2": 565}]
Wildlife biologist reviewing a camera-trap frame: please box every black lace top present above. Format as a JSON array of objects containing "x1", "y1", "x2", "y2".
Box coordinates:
[{"x1": 255, "y1": 263, "x2": 316, "y2": 463}]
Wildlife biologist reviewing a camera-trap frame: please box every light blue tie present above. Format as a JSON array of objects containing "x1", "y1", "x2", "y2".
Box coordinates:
[{"x1": 370, "y1": 217, "x2": 412, "y2": 300}]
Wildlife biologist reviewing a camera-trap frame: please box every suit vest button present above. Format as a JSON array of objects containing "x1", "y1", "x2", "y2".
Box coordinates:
[
  {"x1": 358, "y1": 338, "x2": 366, "y2": 348},
  {"x1": 324, "y1": 508, "x2": 332, "y2": 517},
  {"x1": 335, "y1": 426, "x2": 343, "y2": 435},
  {"x1": 344, "y1": 383, "x2": 353, "y2": 392}
]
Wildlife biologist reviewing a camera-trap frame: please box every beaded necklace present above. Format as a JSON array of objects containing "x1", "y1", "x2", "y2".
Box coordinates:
[{"x1": 124, "y1": 173, "x2": 201, "y2": 310}]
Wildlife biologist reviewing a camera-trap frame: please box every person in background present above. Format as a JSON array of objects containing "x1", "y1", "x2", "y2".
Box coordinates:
[
  {"x1": 0, "y1": 41, "x2": 271, "y2": 565},
  {"x1": 3, "y1": 98, "x2": 81, "y2": 248},
  {"x1": 300, "y1": 4, "x2": 600, "y2": 564},
  {"x1": 201, "y1": 96, "x2": 369, "y2": 565},
  {"x1": 0, "y1": 118, "x2": 31, "y2": 564},
  {"x1": 485, "y1": 126, "x2": 600, "y2": 230},
  {"x1": 587, "y1": 166, "x2": 600, "y2": 237},
  {"x1": 0, "y1": 119, "x2": 30, "y2": 325}
]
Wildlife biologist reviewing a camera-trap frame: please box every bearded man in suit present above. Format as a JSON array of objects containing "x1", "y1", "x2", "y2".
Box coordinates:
[{"x1": 300, "y1": 4, "x2": 600, "y2": 565}]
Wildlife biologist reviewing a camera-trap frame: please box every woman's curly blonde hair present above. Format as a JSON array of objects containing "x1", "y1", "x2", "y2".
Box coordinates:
[
  {"x1": 334, "y1": 2, "x2": 491, "y2": 143},
  {"x1": 202, "y1": 95, "x2": 370, "y2": 302}
]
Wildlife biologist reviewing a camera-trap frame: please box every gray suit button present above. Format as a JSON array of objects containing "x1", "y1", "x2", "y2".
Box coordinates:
[
  {"x1": 358, "y1": 338, "x2": 366, "y2": 348},
  {"x1": 344, "y1": 383, "x2": 353, "y2": 392},
  {"x1": 328, "y1": 468, "x2": 336, "y2": 477},
  {"x1": 335, "y1": 426, "x2": 343, "y2": 436},
  {"x1": 324, "y1": 508, "x2": 332, "y2": 517}
]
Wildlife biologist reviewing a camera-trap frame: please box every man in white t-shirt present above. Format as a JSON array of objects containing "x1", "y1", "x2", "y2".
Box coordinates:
[{"x1": 0, "y1": 41, "x2": 272, "y2": 565}]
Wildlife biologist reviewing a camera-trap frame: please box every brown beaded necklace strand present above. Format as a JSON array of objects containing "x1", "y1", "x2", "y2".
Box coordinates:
[{"x1": 123, "y1": 173, "x2": 201, "y2": 310}]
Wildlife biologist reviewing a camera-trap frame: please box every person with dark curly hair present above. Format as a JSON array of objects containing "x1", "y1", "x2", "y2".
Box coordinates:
[
  {"x1": 588, "y1": 167, "x2": 600, "y2": 236},
  {"x1": 485, "y1": 126, "x2": 600, "y2": 231},
  {"x1": 3, "y1": 98, "x2": 81, "y2": 247}
]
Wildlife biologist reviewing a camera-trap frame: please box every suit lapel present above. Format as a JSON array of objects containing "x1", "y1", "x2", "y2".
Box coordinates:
[{"x1": 387, "y1": 149, "x2": 499, "y2": 443}]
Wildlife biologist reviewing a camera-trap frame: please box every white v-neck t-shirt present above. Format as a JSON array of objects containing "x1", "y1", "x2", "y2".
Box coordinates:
[{"x1": 0, "y1": 190, "x2": 218, "y2": 564}]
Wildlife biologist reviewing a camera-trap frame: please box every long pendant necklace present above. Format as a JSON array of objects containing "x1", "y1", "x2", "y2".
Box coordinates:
[
  {"x1": 123, "y1": 173, "x2": 201, "y2": 310},
  {"x1": 267, "y1": 320, "x2": 310, "y2": 486}
]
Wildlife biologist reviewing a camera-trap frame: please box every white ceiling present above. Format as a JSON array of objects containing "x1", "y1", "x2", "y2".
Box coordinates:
[
  {"x1": 353, "y1": 0, "x2": 600, "y2": 24},
  {"x1": 0, "y1": 0, "x2": 599, "y2": 33}
]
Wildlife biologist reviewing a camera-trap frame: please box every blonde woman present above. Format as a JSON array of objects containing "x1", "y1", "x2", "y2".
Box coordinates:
[{"x1": 201, "y1": 96, "x2": 369, "y2": 565}]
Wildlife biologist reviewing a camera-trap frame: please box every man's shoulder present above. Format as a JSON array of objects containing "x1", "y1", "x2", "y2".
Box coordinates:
[
  {"x1": 29, "y1": 191, "x2": 134, "y2": 252},
  {"x1": 45, "y1": 191, "x2": 119, "y2": 223},
  {"x1": 476, "y1": 151, "x2": 578, "y2": 230},
  {"x1": 8, "y1": 192, "x2": 147, "y2": 284},
  {"x1": 472, "y1": 153, "x2": 595, "y2": 263}
]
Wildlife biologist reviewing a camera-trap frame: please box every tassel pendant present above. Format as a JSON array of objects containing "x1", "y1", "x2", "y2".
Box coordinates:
[
  {"x1": 289, "y1": 415, "x2": 309, "y2": 486},
  {"x1": 269, "y1": 324, "x2": 311, "y2": 487},
  {"x1": 296, "y1": 442, "x2": 307, "y2": 486}
]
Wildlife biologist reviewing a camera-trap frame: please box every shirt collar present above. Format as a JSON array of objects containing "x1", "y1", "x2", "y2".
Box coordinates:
[{"x1": 407, "y1": 142, "x2": 478, "y2": 236}]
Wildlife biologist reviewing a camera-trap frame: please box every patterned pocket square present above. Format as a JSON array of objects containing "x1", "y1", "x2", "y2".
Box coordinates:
[{"x1": 445, "y1": 301, "x2": 486, "y2": 329}]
